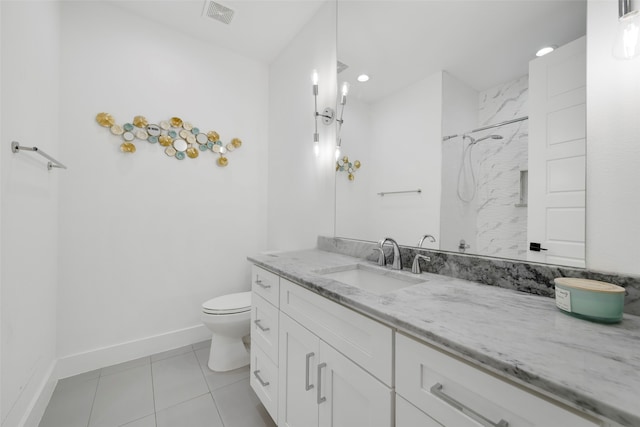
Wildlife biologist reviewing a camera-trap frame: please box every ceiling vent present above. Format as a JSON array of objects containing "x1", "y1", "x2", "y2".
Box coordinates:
[
  {"x1": 337, "y1": 61, "x2": 349, "y2": 74},
  {"x1": 202, "y1": 1, "x2": 235, "y2": 25}
]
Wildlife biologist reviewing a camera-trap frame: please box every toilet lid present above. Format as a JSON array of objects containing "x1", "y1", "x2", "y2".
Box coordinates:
[{"x1": 202, "y1": 292, "x2": 251, "y2": 314}]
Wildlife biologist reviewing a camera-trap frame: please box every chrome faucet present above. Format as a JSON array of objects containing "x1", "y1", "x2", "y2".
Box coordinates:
[
  {"x1": 417, "y1": 234, "x2": 436, "y2": 247},
  {"x1": 377, "y1": 237, "x2": 402, "y2": 270},
  {"x1": 411, "y1": 254, "x2": 431, "y2": 274}
]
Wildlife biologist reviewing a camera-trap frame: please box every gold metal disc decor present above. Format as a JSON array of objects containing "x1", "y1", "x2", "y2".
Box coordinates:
[
  {"x1": 96, "y1": 113, "x2": 243, "y2": 167},
  {"x1": 336, "y1": 155, "x2": 361, "y2": 181}
]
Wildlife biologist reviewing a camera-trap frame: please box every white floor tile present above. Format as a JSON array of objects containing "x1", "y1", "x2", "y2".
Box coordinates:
[
  {"x1": 152, "y1": 352, "x2": 209, "y2": 411},
  {"x1": 156, "y1": 394, "x2": 223, "y2": 427},
  {"x1": 55, "y1": 369, "x2": 100, "y2": 391},
  {"x1": 212, "y1": 379, "x2": 276, "y2": 427},
  {"x1": 101, "y1": 356, "x2": 150, "y2": 377},
  {"x1": 39, "y1": 378, "x2": 98, "y2": 427},
  {"x1": 89, "y1": 365, "x2": 155, "y2": 427},
  {"x1": 151, "y1": 345, "x2": 193, "y2": 363},
  {"x1": 195, "y1": 347, "x2": 250, "y2": 391},
  {"x1": 119, "y1": 414, "x2": 156, "y2": 427}
]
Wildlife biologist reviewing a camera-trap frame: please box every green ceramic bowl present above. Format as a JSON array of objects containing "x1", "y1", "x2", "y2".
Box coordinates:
[{"x1": 554, "y1": 278, "x2": 625, "y2": 323}]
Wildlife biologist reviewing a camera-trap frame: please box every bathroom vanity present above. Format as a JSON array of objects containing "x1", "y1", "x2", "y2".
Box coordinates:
[{"x1": 248, "y1": 248, "x2": 640, "y2": 427}]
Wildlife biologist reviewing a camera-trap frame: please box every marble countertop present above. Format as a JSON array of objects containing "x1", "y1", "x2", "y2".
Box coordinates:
[{"x1": 248, "y1": 249, "x2": 640, "y2": 427}]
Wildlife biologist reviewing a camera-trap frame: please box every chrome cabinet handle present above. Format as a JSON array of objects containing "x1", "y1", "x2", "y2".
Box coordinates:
[
  {"x1": 253, "y1": 370, "x2": 270, "y2": 387},
  {"x1": 305, "y1": 352, "x2": 315, "y2": 391},
  {"x1": 317, "y1": 362, "x2": 327, "y2": 404},
  {"x1": 254, "y1": 319, "x2": 270, "y2": 332},
  {"x1": 255, "y1": 277, "x2": 271, "y2": 289},
  {"x1": 430, "y1": 383, "x2": 508, "y2": 427}
]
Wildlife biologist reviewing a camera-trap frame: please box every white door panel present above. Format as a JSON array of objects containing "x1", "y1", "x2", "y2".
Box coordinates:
[
  {"x1": 528, "y1": 36, "x2": 586, "y2": 267},
  {"x1": 548, "y1": 104, "x2": 586, "y2": 144}
]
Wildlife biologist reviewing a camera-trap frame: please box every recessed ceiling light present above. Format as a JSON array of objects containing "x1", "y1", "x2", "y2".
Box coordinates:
[
  {"x1": 536, "y1": 46, "x2": 556, "y2": 57},
  {"x1": 357, "y1": 74, "x2": 370, "y2": 82}
]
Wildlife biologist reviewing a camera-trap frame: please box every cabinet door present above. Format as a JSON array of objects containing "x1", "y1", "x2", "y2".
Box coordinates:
[
  {"x1": 278, "y1": 313, "x2": 320, "y2": 427},
  {"x1": 318, "y1": 341, "x2": 392, "y2": 427}
]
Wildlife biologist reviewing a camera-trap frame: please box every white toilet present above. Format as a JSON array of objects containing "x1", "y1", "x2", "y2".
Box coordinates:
[{"x1": 201, "y1": 291, "x2": 252, "y2": 372}]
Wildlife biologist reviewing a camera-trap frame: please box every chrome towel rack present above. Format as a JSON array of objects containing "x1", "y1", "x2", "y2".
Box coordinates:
[
  {"x1": 11, "y1": 141, "x2": 67, "y2": 170},
  {"x1": 377, "y1": 189, "x2": 422, "y2": 196}
]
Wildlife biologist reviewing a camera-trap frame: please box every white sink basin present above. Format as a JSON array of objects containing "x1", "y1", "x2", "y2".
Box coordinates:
[{"x1": 317, "y1": 264, "x2": 427, "y2": 295}]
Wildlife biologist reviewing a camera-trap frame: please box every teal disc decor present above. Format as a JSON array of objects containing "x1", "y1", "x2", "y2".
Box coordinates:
[{"x1": 96, "y1": 113, "x2": 244, "y2": 166}]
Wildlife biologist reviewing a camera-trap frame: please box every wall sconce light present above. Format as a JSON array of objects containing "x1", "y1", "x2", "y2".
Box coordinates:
[
  {"x1": 312, "y1": 69, "x2": 335, "y2": 156},
  {"x1": 335, "y1": 81, "x2": 350, "y2": 160},
  {"x1": 613, "y1": 0, "x2": 640, "y2": 59}
]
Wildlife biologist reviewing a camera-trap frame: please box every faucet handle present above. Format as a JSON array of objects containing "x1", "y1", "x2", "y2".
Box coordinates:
[
  {"x1": 411, "y1": 254, "x2": 431, "y2": 274},
  {"x1": 373, "y1": 247, "x2": 385, "y2": 266}
]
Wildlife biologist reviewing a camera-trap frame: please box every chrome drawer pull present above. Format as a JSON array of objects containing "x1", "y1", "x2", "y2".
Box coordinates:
[
  {"x1": 254, "y1": 319, "x2": 270, "y2": 332},
  {"x1": 253, "y1": 370, "x2": 270, "y2": 387},
  {"x1": 317, "y1": 362, "x2": 327, "y2": 404},
  {"x1": 430, "y1": 383, "x2": 508, "y2": 427},
  {"x1": 255, "y1": 277, "x2": 271, "y2": 289},
  {"x1": 305, "y1": 352, "x2": 315, "y2": 391}
]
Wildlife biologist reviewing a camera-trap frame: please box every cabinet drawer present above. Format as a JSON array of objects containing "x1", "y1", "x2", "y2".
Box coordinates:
[
  {"x1": 250, "y1": 344, "x2": 278, "y2": 423},
  {"x1": 396, "y1": 333, "x2": 600, "y2": 427},
  {"x1": 251, "y1": 293, "x2": 279, "y2": 364},
  {"x1": 252, "y1": 265, "x2": 280, "y2": 307},
  {"x1": 280, "y1": 279, "x2": 392, "y2": 386},
  {"x1": 397, "y1": 395, "x2": 443, "y2": 427}
]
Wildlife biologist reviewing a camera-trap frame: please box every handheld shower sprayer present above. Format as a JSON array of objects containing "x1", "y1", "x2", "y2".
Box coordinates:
[{"x1": 456, "y1": 134, "x2": 504, "y2": 203}]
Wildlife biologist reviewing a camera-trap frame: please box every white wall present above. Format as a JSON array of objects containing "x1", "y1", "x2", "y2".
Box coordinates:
[
  {"x1": 57, "y1": 2, "x2": 269, "y2": 373},
  {"x1": 440, "y1": 72, "x2": 478, "y2": 253},
  {"x1": 1, "y1": 2, "x2": 60, "y2": 425},
  {"x1": 335, "y1": 72, "x2": 443, "y2": 248},
  {"x1": 267, "y1": 1, "x2": 336, "y2": 250},
  {"x1": 334, "y1": 95, "x2": 373, "y2": 241},
  {"x1": 586, "y1": 0, "x2": 640, "y2": 275}
]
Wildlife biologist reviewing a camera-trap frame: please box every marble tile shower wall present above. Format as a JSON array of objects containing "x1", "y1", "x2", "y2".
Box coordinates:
[
  {"x1": 475, "y1": 76, "x2": 529, "y2": 259},
  {"x1": 318, "y1": 236, "x2": 640, "y2": 315}
]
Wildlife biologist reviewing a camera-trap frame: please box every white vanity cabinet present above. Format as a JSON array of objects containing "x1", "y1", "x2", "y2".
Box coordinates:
[
  {"x1": 278, "y1": 279, "x2": 393, "y2": 427},
  {"x1": 250, "y1": 266, "x2": 280, "y2": 422},
  {"x1": 395, "y1": 333, "x2": 601, "y2": 427}
]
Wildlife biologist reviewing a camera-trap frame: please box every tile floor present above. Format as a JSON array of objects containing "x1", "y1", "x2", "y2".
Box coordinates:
[{"x1": 39, "y1": 340, "x2": 277, "y2": 427}]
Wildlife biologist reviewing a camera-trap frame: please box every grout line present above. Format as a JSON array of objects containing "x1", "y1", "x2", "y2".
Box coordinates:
[
  {"x1": 149, "y1": 361, "x2": 158, "y2": 426},
  {"x1": 210, "y1": 391, "x2": 226, "y2": 427},
  {"x1": 193, "y1": 346, "x2": 226, "y2": 426},
  {"x1": 194, "y1": 347, "x2": 214, "y2": 393},
  {"x1": 86, "y1": 374, "x2": 101, "y2": 427}
]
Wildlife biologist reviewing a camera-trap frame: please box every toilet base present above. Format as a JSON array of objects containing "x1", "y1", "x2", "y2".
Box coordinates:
[{"x1": 208, "y1": 333, "x2": 249, "y2": 372}]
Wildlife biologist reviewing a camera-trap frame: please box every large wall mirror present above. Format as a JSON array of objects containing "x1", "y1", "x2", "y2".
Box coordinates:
[{"x1": 334, "y1": 0, "x2": 587, "y2": 268}]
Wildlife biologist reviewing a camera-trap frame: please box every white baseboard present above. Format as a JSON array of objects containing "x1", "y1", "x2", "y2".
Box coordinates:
[
  {"x1": 1, "y1": 360, "x2": 58, "y2": 427},
  {"x1": 57, "y1": 324, "x2": 210, "y2": 379},
  {"x1": 21, "y1": 360, "x2": 58, "y2": 427}
]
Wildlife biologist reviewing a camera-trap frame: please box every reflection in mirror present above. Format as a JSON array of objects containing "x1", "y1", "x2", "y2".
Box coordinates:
[{"x1": 334, "y1": 0, "x2": 587, "y2": 267}]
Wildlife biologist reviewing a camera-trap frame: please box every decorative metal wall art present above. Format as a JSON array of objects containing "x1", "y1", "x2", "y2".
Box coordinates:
[
  {"x1": 336, "y1": 155, "x2": 361, "y2": 181},
  {"x1": 96, "y1": 113, "x2": 242, "y2": 167}
]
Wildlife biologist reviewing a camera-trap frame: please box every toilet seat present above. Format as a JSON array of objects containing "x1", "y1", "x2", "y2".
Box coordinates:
[{"x1": 202, "y1": 291, "x2": 251, "y2": 315}]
